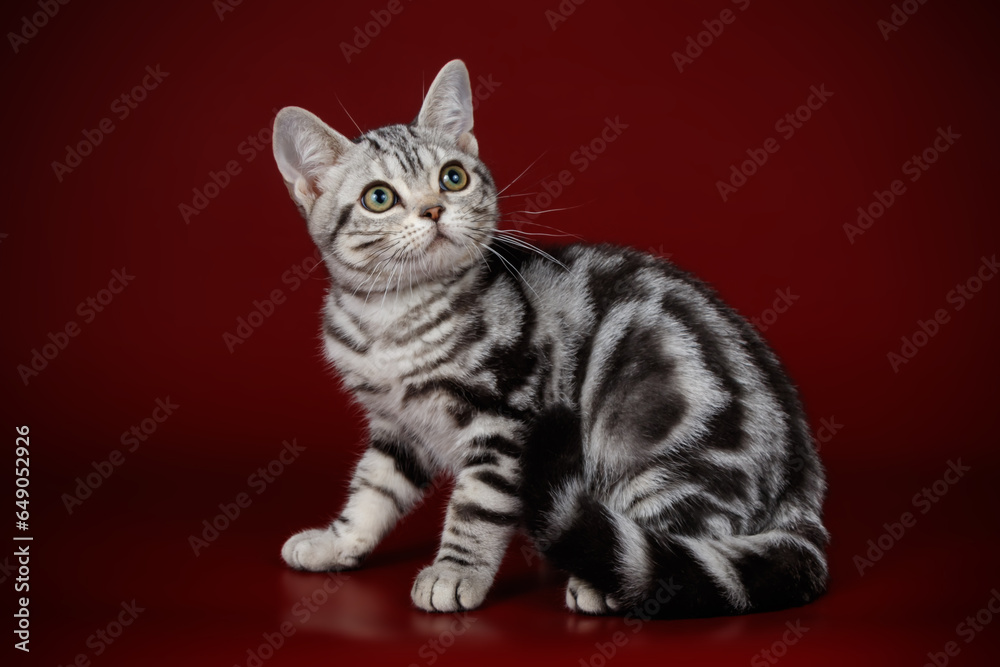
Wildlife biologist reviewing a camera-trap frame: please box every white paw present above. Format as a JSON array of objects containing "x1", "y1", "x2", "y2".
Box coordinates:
[
  {"x1": 565, "y1": 576, "x2": 620, "y2": 615},
  {"x1": 411, "y1": 563, "x2": 492, "y2": 612},
  {"x1": 281, "y1": 528, "x2": 369, "y2": 572}
]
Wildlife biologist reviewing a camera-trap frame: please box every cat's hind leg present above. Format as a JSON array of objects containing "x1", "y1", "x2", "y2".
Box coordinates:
[
  {"x1": 565, "y1": 576, "x2": 621, "y2": 615},
  {"x1": 538, "y1": 489, "x2": 829, "y2": 617}
]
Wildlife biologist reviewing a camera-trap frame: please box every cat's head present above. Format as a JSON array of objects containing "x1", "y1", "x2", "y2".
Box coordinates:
[{"x1": 272, "y1": 60, "x2": 498, "y2": 292}]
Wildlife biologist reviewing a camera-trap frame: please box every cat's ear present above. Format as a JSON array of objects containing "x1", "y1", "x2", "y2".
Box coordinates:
[
  {"x1": 417, "y1": 60, "x2": 478, "y2": 156},
  {"x1": 272, "y1": 107, "x2": 351, "y2": 216}
]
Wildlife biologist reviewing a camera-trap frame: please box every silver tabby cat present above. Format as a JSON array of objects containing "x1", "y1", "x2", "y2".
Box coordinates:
[{"x1": 272, "y1": 60, "x2": 828, "y2": 617}]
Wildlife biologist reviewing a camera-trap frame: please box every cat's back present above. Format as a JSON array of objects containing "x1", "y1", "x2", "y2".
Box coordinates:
[{"x1": 504, "y1": 242, "x2": 819, "y2": 507}]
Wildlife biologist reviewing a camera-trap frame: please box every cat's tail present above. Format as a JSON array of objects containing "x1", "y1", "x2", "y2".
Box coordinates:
[{"x1": 525, "y1": 483, "x2": 829, "y2": 618}]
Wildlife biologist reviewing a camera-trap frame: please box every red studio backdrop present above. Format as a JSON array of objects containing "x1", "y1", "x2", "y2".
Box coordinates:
[{"x1": 3, "y1": 0, "x2": 999, "y2": 665}]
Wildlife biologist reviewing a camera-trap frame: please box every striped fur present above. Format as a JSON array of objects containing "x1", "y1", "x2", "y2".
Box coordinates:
[{"x1": 273, "y1": 60, "x2": 828, "y2": 616}]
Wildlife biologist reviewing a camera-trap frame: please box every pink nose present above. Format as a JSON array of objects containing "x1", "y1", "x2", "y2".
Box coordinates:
[{"x1": 421, "y1": 205, "x2": 444, "y2": 222}]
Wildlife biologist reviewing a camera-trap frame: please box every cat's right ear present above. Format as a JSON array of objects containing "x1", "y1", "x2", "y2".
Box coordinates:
[{"x1": 272, "y1": 107, "x2": 351, "y2": 216}]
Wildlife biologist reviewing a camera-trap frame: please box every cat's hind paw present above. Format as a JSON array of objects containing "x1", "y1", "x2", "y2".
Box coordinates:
[
  {"x1": 281, "y1": 528, "x2": 366, "y2": 571},
  {"x1": 411, "y1": 563, "x2": 492, "y2": 612},
  {"x1": 565, "y1": 576, "x2": 620, "y2": 615}
]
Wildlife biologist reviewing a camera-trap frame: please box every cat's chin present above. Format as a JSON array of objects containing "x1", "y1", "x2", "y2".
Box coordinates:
[{"x1": 424, "y1": 232, "x2": 452, "y2": 251}]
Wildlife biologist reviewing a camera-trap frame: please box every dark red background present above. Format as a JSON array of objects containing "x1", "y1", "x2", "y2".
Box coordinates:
[{"x1": 3, "y1": 0, "x2": 999, "y2": 665}]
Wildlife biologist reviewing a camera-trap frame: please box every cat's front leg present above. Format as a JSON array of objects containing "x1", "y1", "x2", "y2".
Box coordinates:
[
  {"x1": 282, "y1": 427, "x2": 431, "y2": 572},
  {"x1": 411, "y1": 432, "x2": 523, "y2": 612}
]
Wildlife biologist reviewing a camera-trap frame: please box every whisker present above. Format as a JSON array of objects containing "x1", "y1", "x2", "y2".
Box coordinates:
[
  {"x1": 478, "y1": 242, "x2": 539, "y2": 297},
  {"x1": 496, "y1": 229, "x2": 580, "y2": 239},
  {"x1": 353, "y1": 241, "x2": 402, "y2": 299},
  {"x1": 490, "y1": 235, "x2": 569, "y2": 272},
  {"x1": 496, "y1": 152, "x2": 547, "y2": 197},
  {"x1": 463, "y1": 227, "x2": 569, "y2": 273},
  {"x1": 502, "y1": 204, "x2": 583, "y2": 216},
  {"x1": 495, "y1": 217, "x2": 585, "y2": 239},
  {"x1": 336, "y1": 94, "x2": 364, "y2": 136},
  {"x1": 363, "y1": 246, "x2": 403, "y2": 314}
]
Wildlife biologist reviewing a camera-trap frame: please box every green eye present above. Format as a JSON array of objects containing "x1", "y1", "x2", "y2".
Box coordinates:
[
  {"x1": 440, "y1": 164, "x2": 469, "y2": 191},
  {"x1": 361, "y1": 184, "x2": 396, "y2": 212}
]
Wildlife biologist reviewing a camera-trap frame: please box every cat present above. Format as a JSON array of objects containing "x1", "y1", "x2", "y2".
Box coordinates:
[{"x1": 271, "y1": 59, "x2": 828, "y2": 617}]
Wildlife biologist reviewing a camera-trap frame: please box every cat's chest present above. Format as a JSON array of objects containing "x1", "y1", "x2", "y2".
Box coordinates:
[
  {"x1": 327, "y1": 331, "x2": 478, "y2": 469},
  {"x1": 355, "y1": 376, "x2": 472, "y2": 469}
]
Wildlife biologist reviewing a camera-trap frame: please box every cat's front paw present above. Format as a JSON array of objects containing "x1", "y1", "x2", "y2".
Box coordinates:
[
  {"x1": 411, "y1": 563, "x2": 493, "y2": 612},
  {"x1": 281, "y1": 528, "x2": 369, "y2": 571}
]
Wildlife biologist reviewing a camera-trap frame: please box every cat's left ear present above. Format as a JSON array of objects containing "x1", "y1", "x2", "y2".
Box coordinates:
[{"x1": 417, "y1": 60, "x2": 478, "y2": 156}]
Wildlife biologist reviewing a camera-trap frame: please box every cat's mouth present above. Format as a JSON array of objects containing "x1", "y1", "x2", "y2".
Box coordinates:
[{"x1": 425, "y1": 228, "x2": 454, "y2": 251}]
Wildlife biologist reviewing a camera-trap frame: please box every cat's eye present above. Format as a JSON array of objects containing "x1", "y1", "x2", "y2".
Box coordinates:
[
  {"x1": 440, "y1": 163, "x2": 469, "y2": 192},
  {"x1": 361, "y1": 183, "x2": 397, "y2": 213}
]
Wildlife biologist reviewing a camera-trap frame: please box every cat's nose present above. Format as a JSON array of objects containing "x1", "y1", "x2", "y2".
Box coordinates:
[{"x1": 421, "y1": 205, "x2": 444, "y2": 222}]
